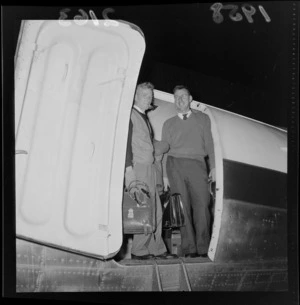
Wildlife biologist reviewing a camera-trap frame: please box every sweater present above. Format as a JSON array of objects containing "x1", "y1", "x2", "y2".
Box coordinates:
[{"x1": 161, "y1": 111, "x2": 215, "y2": 176}]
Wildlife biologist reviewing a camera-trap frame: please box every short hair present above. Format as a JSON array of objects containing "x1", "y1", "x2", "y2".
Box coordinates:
[
  {"x1": 136, "y1": 82, "x2": 154, "y2": 92},
  {"x1": 173, "y1": 85, "x2": 191, "y2": 95}
]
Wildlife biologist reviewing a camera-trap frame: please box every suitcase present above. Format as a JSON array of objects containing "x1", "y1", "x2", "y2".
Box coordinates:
[
  {"x1": 162, "y1": 192, "x2": 185, "y2": 229},
  {"x1": 122, "y1": 181, "x2": 155, "y2": 235}
]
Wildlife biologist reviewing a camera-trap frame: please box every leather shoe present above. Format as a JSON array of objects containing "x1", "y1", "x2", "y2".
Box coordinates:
[
  {"x1": 155, "y1": 253, "x2": 178, "y2": 259},
  {"x1": 184, "y1": 253, "x2": 199, "y2": 258},
  {"x1": 131, "y1": 254, "x2": 155, "y2": 260},
  {"x1": 184, "y1": 253, "x2": 208, "y2": 258}
]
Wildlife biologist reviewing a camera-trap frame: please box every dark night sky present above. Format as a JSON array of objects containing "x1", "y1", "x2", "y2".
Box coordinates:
[
  {"x1": 111, "y1": 2, "x2": 293, "y2": 127},
  {"x1": 8, "y1": 3, "x2": 296, "y2": 127}
]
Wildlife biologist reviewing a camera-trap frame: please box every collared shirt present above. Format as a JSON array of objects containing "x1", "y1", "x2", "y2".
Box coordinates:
[
  {"x1": 133, "y1": 105, "x2": 145, "y2": 114},
  {"x1": 178, "y1": 110, "x2": 192, "y2": 120}
]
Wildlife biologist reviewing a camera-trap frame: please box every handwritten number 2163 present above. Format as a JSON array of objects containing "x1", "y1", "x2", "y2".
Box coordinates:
[
  {"x1": 210, "y1": 3, "x2": 271, "y2": 24},
  {"x1": 59, "y1": 8, "x2": 115, "y2": 26}
]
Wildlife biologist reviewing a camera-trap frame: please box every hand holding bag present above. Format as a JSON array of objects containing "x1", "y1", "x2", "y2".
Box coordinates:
[
  {"x1": 162, "y1": 190, "x2": 185, "y2": 229},
  {"x1": 123, "y1": 180, "x2": 154, "y2": 235}
]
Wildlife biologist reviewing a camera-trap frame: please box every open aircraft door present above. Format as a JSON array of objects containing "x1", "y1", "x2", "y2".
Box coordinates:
[
  {"x1": 151, "y1": 90, "x2": 287, "y2": 263},
  {"x1": 15, "y1": 20, "x2": 145, "y2": 259}
]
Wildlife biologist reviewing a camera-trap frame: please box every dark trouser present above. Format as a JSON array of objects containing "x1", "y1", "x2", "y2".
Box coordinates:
[{"x1": 166, "y1": 156, "x2": 211, "y2": 255}]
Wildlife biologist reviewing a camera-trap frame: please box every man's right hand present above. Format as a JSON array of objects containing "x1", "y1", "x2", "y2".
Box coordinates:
[
  {"x1": 154, "y1": 140, "x2": 169, "y2": 156},
  {"x1": 163, "y1": 177, "x2": 170, "y2": 192},
  {"x1": 125, "y1": 166, "x2": 136, "y2": 190}
]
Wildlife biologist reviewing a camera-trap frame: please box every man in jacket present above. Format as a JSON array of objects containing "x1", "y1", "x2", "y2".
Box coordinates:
[{"x1": 125, "y1": 82, "x2": 172, "y2": 260}]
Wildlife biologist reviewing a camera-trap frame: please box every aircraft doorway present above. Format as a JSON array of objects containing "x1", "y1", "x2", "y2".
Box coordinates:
[{"x1": 116, "y1": 89, "x2": 222, "y2": 261}]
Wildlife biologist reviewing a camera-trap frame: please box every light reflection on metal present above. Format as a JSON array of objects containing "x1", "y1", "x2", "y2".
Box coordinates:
[{"x1": 15, "y1": 150, "x2": 28, "y2": 155}]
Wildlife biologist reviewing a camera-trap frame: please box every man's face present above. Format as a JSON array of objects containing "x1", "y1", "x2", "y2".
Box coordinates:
[
  {"x1": 135, "y1": 88, "x2": 153, "y2": 111},
  {"x1": 174, "y1": 89, "x2": 192, "y2": 113}
]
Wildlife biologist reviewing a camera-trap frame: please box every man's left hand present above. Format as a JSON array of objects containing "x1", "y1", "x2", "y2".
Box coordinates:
[{"x1": 208, "y1": 168, "x2": 216, "y2": 182}]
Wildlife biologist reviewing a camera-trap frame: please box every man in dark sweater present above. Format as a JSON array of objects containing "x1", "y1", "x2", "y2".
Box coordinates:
[{"x1": 159, "y1": 85, "x2": 216, "y2": 258}]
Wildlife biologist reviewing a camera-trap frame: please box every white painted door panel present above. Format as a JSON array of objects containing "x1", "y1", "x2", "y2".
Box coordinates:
[{"x1": 15, "y1": 20, "x2": 145, "y2": 258}]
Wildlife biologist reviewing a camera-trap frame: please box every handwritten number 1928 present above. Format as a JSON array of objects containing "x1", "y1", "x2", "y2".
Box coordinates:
[
  {"x1": 226, "y1": 4, "x2": 243, "y2": 22},
  {"x1": 210, "y1": 3, "x2": 271, "y2": 24}
]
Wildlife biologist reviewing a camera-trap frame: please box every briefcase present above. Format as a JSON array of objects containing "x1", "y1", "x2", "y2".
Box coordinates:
[
  {"x1": 162, "y1": 192, "x2": 185, "y2": 229},
  {"x1": 123, "y1": 181, "x2": 155, "y2": 235}
]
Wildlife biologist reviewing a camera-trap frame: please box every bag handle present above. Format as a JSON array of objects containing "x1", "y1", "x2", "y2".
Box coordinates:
[
  {"x1": 128, "y1": 180, "x2": 150, "y2": 194},
  {"x1": 127, "y1": 180, "x2": 150, "y2": 205}
]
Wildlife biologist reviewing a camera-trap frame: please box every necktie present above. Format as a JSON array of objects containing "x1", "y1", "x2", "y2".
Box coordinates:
[{"x1": 183, "y1": 114, "x2": 188, "y2": 120}]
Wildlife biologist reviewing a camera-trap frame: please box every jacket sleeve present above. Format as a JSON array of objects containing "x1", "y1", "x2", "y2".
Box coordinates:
[{"x1": 162, "y1": 153, "x2": 169, "y2": 178}]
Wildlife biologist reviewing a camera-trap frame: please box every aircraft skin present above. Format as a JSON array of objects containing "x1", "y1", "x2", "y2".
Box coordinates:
[{"x1": 15, "y1": 20, "x2": 287, "y2": 291}]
